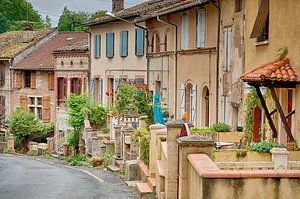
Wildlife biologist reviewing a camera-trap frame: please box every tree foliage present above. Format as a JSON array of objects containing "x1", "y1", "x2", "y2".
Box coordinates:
[
  {"x1": 0, "y1": 0, "x2": 45, "y2": 33},
  {"x1": 57, "y1": 7, "x2": 90, "y2": 32}
]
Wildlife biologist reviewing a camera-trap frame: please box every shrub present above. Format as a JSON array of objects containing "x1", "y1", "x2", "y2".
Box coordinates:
[
  {"x1": 27, "y1": 150, "x2": 38, "y2": 156},
  {"x1": 247, "y1": 142, "x2": 286, "y2": 153},
  {"x1": 102, "y1": 150, "x2": 113, "y2": 166},
  {"x1": 91, "y1": 156, "x2": 103, "y2": 167},
  {"x1": 88, "y1": 104, "x2": 106, "y2": 126},
  {"x1": 100, "y1": 127, "x2": 110, "y2": 134},
  {"x1": 69, "y1": 154, "x2": 86, "y2": 166},
  {"x1": 67, "y1": 131, "x2": 79, "y2": 149},
  {"x1": 133, "y1": 128, "x2": 150, "y2": 166},
  {"x1": 191, "y1": 127, "x2": 214, "y2": 134},
  {"x1": 212, "y1": 123, "x2": 231, "y2": 132}
]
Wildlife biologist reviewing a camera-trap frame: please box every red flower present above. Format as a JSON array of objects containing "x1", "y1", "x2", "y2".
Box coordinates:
[
  {"x1": 131, "y1": 99, "x2": 136, "y2": 103},
  {"x1": 105, "y1": 91, "x2": 109, "y2": 96}
]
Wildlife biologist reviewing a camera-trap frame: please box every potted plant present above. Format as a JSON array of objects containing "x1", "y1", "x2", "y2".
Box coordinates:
[{"x1": 88, "y1": 104, "x2": 106, "y2": 130}]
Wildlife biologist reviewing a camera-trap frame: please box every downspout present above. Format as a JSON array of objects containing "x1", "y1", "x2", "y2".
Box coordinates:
[
  {"x1": 209, "y1": 0, "x2": 221, "y2": 124},
  {"x1": 156, "y1": 15, "x2": 178, "y2": 117}
]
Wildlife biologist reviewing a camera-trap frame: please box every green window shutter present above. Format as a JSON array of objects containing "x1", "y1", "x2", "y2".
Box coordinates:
[
  {"x1": 135, "y1": 28, "x2": 144, "y2": 56},
  {"x1": 106, "y1": 33, "x2": 114, "y2": 58},
  {"x1": 120, "y1": 31, "x2": 128, "y2": 57}
]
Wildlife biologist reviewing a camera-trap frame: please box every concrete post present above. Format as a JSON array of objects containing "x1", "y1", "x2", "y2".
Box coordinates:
[
  {"x1": 149, "y1": 123, "x2": 167, "y2": 176},
  {"x1": 46, "y1": 137, "x2": 54, "y2": 154},
  {"x1": 7, "y1": 134, "x2": 15, "y2": 153},
  {"x1": 139, "y1": 116, "x2": 148, "y2": 129},
  {"x1": 165, "y1": 120, "x2": 183, "y2": 199},
  {"x1": 114, "y1": 124, "x2": 126, "y2": 159},
  {"x1": 177, "y1": 135, "x2": 215, "y2": 199},
  {"x1": 271, "y1": 147, "x2": 289, "y2": 170},
  {"x1": 121, "y1": 126, "x2": 134, "y2": 161}
]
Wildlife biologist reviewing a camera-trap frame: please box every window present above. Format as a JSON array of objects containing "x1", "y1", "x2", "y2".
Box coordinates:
[
  {"x1": 250, "y1": 0, "x2": 269, "y2": 42},
  {"x1": 180, "y1": 14, "x2": 189, "y2": 49},
  {"x1": 155, "y1": 34, "x2": 160, "y2": 53},
  {"x1": 24, "y1": 71, "x2": 31, "y2": 88},
  {"x1": 28, "y1": 97, "x2": 43, "y2": 120},
  {"x1": 61, "y1": 61, "x2": 64, "y2": 66},
  {"x1": 235, "y1": 0, "x2": 244, "y2": 12},
  {"x1": 135, "y1": 78, "x2": 144, "y2": 86},
  {"x1": 94, "y1": 35, "x2": 101, "y2": 58},
  {"x1": 120, "y1": 31, "x2": 128, "y2": 57},
  {"x1": 196, "y1": 9, "x2": 206, "y2": 48},
  {"x1": 70, "y1": 78, "x2": 82, "y2": 95},
  {"x1": 80, "y1": 60, "x2": 83, "y2": 67},
  {"x1": 135, "y1": 28, "x2": 145, "y2": 56},
  {"x1": 70, "y1": 61, "x2": 74, "y2": 67},
  {"x1": 106, "y1": 33, "x2": 114, "y2": 58},
  {"x1": 223, "y1": 27, "x2": 232, "y2": 71},
  {"x1": 0, "y1": 67, "x2": 4, "y2": 87},
  {"x1": 57, "y1": 77, "x2": 67, "y2": 104}
]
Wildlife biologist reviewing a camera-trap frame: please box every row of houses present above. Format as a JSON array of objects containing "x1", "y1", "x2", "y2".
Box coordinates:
[{"x1": 0, "y1": 0, "x2": 299, "y2": 146}]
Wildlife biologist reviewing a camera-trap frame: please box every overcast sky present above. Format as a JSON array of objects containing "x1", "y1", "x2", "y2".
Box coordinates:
[{"x1": 27, "y1": 0, "x2": 146, "y2": 26}]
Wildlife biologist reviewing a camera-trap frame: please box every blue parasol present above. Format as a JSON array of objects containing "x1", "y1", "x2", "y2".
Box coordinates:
[{"x1": 153, "y1": 92, "x2": 165, "y2": 124}]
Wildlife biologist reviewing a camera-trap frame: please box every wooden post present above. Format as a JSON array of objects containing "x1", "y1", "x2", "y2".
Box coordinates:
[
  {"x1": 269, "y1": 87, "x2": 294, "y2": 142},
  {"x1": 254, "y1": 85, "x2": 278, "y2": 138}
]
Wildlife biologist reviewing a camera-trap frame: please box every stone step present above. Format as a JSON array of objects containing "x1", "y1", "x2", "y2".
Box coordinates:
[
  {"x1": 107, "y1": 164, "x2": 120, "y2": 172},
  {"x1": 115, "y1": 159, "x2": 124, "y2": 168},
  {"x1": 136, "y1": 182, "x2": 153, "y2": 196},
  {"x1": 147, "y1": 177, "x2": 156, "y2": 192},
  {"x1": 138, "y1": 160, "x2": 149, "y2": 182}
]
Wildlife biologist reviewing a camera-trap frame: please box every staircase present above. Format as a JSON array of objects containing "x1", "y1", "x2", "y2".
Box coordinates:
[
  {"x1": 107, "y1": 159, "x2": 124, "y2": 172},
  {"x1": 136, "y1": 161, "x2": 156, "y2": 196}
]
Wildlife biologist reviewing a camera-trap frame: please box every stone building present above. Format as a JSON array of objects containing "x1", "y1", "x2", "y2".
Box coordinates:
[
  {"x1": 0, "y1": 28, "x2": 56, "y2": 123},
  {"x1": 12, "y1": 32, "x2": 88, "y2": 124}
]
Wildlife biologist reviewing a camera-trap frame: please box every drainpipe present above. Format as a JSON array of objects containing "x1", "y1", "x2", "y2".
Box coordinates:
[
  {"x1": 209, "y1": 0, "x2": 221, "y2": 124},
  {"x1": 156, "y1": 15, "x2": 178, "y2": 118}
]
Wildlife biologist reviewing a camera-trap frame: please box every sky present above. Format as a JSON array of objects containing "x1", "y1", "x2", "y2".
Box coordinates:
[{"x1": 27, "y1": 0, "x2": 146, "y2": 27}]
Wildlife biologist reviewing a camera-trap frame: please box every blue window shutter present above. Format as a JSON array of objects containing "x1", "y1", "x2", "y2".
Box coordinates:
[
  {"x1": 120, "y1": 31, "x2": 128, "y2": 57},
  {"x1": 94, "y1": 35, "x2": 100, "y2": 59},
  {"x1": 114, "y1": 77, "x2": 120, "y2": 93},
  {"x1": 135, "y1": 28, "x2": 144, "y2": 56},
  {"x1": 99, "y1": 79, "x2": 103, "y2": 105},
  {"x1": 106, "y1": 33, "x2": 114, "y2": 58}
]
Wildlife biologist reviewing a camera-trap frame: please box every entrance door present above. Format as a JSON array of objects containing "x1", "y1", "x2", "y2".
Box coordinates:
[{"x1": 252, "y1": 106, "x2": 261, "y2": 143}]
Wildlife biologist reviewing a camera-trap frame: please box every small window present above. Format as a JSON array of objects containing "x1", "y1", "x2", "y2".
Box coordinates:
[
  {"x1": 70, "y1": 61, "x2": 74, "y2": 67},
  {"x1": 61, "y1": 61, "x2": 64, "y2": 66},
  {"x1": 24, "y1": 71, "x2": 31, "y2": 88},
  {"x1": 29, "y1": 97, "x2": 35, "y2": 105},
  {"x1": 235, "y1": 0, "x2": 244, "y2": 12},
  {"x1": 80, "y1": 60, "x2": 84, "y2": 67}
]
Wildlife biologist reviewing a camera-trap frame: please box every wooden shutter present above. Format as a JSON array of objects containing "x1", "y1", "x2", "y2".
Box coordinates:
[
  {"x1": 120, "y1": 31, "x2": 128, "y2": 57},
  {"x1": 94, "y1": 78, "x2": 99, "y2": 103},
  {"x1": 20, "y1": 96, "x2": 28, "y2": 110},
  {"x1": 180, "y1": 83, "x2": 186, "y2": 118},
  {"x1": 78, "y1": 78, "x2": 82, "y2": 95},
  {"x1": 63, "y1": 78, "x2": 67, "y2": 98},
  {"x1": 16, "y1": 71, "x2": 22, "y2": 89},
  {"x1": 83, "y1": 77, "x2": 87, "y2": 94},
  {"x1": 196, "y1": 9, "x2": 206, "y2": 48},
  {"x1": 106, "y1": 33, "x2": 114, "y2": 58},
  {"x1": 42, "y1": 96, "x2": 51, "y2": 123},
  {"x1": 180, "y1": 15, "x2": 189, "y2": 49},
  {"x1": 94, "y1": 35, "x2": 101, "y2": 58},
  {"x1": 223, "y1": 27, "x2": 232, "y2": 70},
  {"x1": 135, "y1": 28, "x2": 145, "y2": 56},
  {"x1": 99, "y1": 79, "x2": 103, "y2": 105},
  {"x1": 250, "y1": 0, "x2": 269, "y2": 38},
  {"x1": 48, "y1": 72, "x2": 54, "y2": 90},
  {"x1": 191, "y1": 84, "x2": 197, "y2": 126},
  {"x1": 30, "y1": 72, "x2": 36, "y2": 89}
]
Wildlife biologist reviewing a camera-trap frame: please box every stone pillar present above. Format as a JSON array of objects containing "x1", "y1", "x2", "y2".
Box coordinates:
[
  {"x1": 149, "y1": 123, "x2": 167, "y2": 176},
  {"x1": 121, "y1": 126, "x2": 134, "y2": 161},
  {"x1": 78, "y1": 138, "x2": 85, "y2": 154},
  {"x1": 46, "y1": 137, "x2": 54, "y2": 154},
  {"x1": 114, "y1": 124, "x2": 125, "y2": 159},
  {"x1": 63, "y1": 143, "x2": 69, "y2": 156},
  {"x1": 271, "y1": 147, "x2": 289, "y2": 170},
  {"x1": 7, "y1": 134, "x2": 15, "y2": 153},
  {"x1": 139, "y1": 116, "x2": 148, "y2": 129},
  {"x1": 165, "y1": 120, "x2": 183, "y2": 199},
  {"x1": 177, "y1": 135, "x2": 215, "y2": 199}
]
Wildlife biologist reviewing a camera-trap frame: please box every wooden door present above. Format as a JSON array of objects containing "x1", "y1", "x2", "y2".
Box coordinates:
[{"x1": 252, "y1": 106, "x2": 261, "y2": 143}]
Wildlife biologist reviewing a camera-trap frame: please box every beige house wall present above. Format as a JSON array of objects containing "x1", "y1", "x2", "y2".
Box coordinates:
[
  {"x1": 89, "y1": 22, "x2": 147, "y2": 105},
  {"x1": 244, "y1": 0, "x2": 300, "y2": 144}
]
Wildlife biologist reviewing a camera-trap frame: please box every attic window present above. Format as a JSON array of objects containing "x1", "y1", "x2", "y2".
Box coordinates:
[
  {"x1": 250, "y1": 0, "x2": 269, "y2": 42},
  {"x1": 70, "y1": 61, "x2": 74, "y2": 66},
  {"x1": 61, "y1": 61, "x2": 64, "y2": 66}
]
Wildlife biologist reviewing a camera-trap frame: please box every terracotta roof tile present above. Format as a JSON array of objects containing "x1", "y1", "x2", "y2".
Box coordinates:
[
  {"x1": 0, "y1": 29, "x2": 55, "y2": 59},
  {"x1": 240, "y1": 58, "x2": 300, "y2": 84},
  {"x1": 54, "y1": 39, "x2": 88, "y2": 53},
  {"x1": 15, "y1": 32, "x2": 88, "y2": 70}
]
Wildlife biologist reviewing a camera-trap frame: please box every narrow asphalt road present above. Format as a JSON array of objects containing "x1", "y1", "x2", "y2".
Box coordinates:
[{"x1": 0, "y1": 154, "x2": 137, "y2": 199}]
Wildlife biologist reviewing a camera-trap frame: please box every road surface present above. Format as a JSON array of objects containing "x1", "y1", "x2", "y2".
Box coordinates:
[{"x1": 0, "y1": 154, "x2": 137, "y2": 199}]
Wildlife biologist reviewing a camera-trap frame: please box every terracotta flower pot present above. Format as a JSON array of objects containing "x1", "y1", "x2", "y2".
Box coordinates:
[{"x1": 287, "y1": 142, "x2": 294, "y2": 151}]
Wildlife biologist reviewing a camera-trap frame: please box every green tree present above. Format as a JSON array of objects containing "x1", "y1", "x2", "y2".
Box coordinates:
[
  {"x1": 58, "y1": 7, "x2": 90, "y2": 32},
  {"x1": 0, "y1": 13, "x2": 9, "y2": 33}
]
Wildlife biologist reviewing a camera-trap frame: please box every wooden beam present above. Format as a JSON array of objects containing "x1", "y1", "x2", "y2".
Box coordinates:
[
  {"x1": 254, "y1": 85, "x2": 278, "y2": 138},
  {"x1": 286, "y1": 109, "x2": 295, "y2": 119},
  {"x1": 270, "y1": 109, "x2": 277, "y2": 116},
  {"x1": 269, "y1": 87, "x2": 294, "y2": 142}
]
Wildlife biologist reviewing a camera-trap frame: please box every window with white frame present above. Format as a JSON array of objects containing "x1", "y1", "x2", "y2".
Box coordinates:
[
  {"x1": 28, "y1": 96, "x2": 42, "y2": 120},
  {"x1": 180, "y1": 14, "x2": 189, "y2": 49},
  {"x1": 196, "y1": 8, "x2": 206, "y2": 48}
]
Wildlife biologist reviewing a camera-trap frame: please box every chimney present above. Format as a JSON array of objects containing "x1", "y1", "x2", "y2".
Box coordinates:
[
  {"x1": 112, "y1": 0, "x2": 124, "y2": 13},
  {"x1": 23, "y1": 22, "x2": 34, "y2": 42}
]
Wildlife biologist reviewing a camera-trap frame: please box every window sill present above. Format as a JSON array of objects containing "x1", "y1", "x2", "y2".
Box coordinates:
[{"x1": 255, "y1": 40, "x2": 269, "y2": 46}]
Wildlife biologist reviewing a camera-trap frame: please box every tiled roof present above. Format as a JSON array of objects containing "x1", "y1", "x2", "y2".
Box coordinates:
[
  {"x1": 0, "y1": 29, "x2": 55, "y2": 59},
  {"x1": 54, "y1": 39, "x2": 88, "y2": 53},
  {"x1": 240, "y1": 58, "x2": 300, "y2": 84},
  {"x1": 15, "y1": 32, "x2": 88, "y2": 70},
  {"x1": 86, "y1": 0, "x2": 183, "y2": 26}
]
